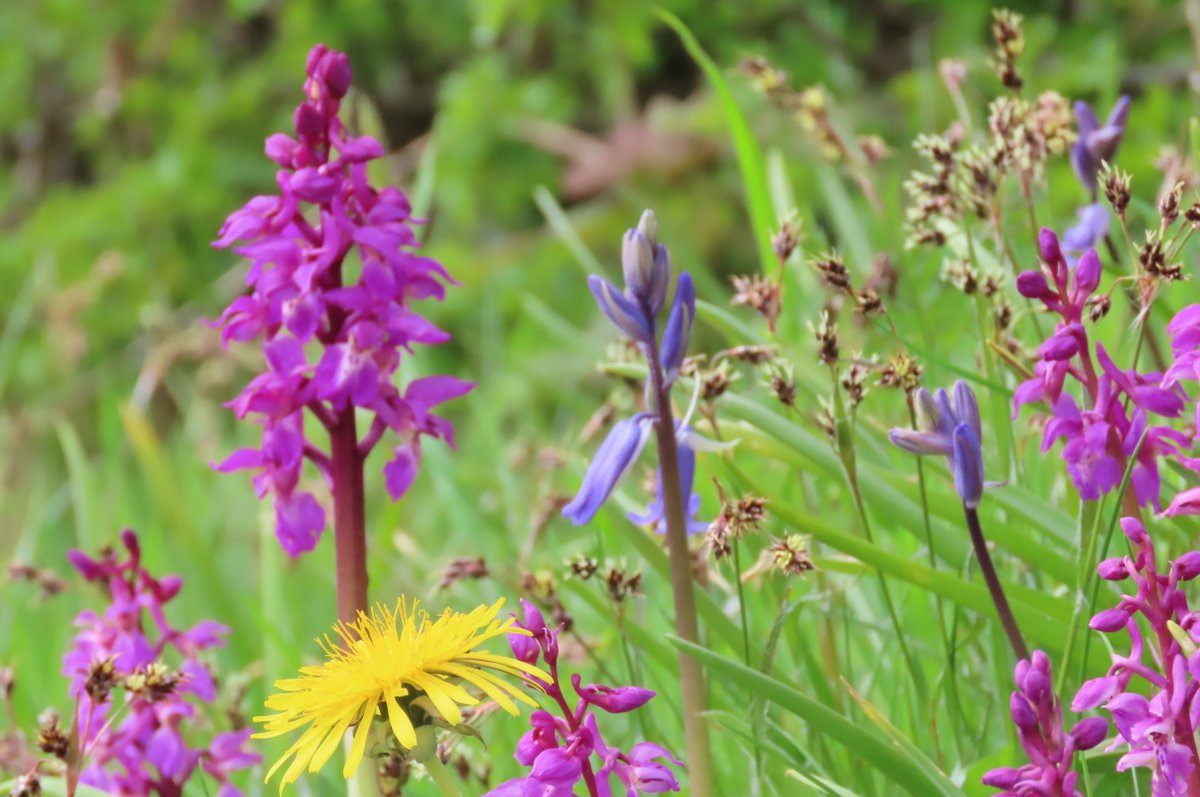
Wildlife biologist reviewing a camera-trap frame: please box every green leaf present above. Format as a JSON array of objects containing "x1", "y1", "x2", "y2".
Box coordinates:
[
  {"x1": 657, "y1": 10, "x2": 775, "y2": 275},
  {"x1": 668, "y1": 637, "x2": 966, "y2": 797}
]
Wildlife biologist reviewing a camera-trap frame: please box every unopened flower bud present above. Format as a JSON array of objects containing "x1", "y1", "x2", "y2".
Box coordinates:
[
  {"x1": 1097, "y1": 557, "x2": 1129, "y2": 580},
  {"x1": 1121, "y1": 516, "x2": 1149, "y2": 544},
  {"x1": 1068, "y1": 716, "x2": 1109, "y2": 751},
  {"x1": 1009, "y1": 692, "x2": 1038, "y2": 734},
  {"x1": 571, "y1": 673, "x2": 656, "y2": 713},
  {"x1": 1016, "y1": 270, "x2": 1051, "y2": 300},
  {"x1": 1075, "y1": 250, "x2": 1101, "y2": 294},
  {"x1": 1089, "y1": 606, "x2": 1131, "y2": 633},
  {"x1": 1038, "y1": 227, "x2": 1063, "y2": 266},
  {"x1": 1173, "y1": 551, "x2": 1200, "y2": 581},
  {"x1": 982, "y1": 768, "x2": 1022, "y2": 789}
]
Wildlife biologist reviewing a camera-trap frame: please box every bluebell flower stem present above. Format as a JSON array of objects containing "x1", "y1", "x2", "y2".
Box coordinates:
[
  {"x1": 331, "y1": 407, "x2": 369, "y2": 626},
  {"x1": 647, "y1": 345, "x2": 714, "y2": 797},
  {"x1": 963, "y1": 505, "x2": 1028, "y2": 661}
]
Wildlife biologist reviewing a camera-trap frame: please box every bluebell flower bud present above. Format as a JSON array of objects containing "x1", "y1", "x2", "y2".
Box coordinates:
[
  {"x1": 659, "y1": 273, "x2": 695, "y2": 384},
  {"x1": 952, "y1": 380, "x2": 981, "y2": 441},
  {"x1": 588, "y1": 275, "x2": 654, "y2": 344},
  {"x1": 952, "y1": 423, "x2": 984, "y2": 508}
]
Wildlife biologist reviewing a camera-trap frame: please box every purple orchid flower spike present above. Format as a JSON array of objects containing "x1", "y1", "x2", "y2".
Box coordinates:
[
  {"x1": 63, "y1": 531, "x2": 259, "y2": 794},
  {"x1": 209, "y1": 44, "x2": 473, "y2": 558},
  {"x1": 1072, "y1": 96, "x2": 1131, "y2": 196},
  {"x1": 983, "y1": 651, "x2": 1107, "y2": 796},
  {"x1": 488, "y1": 603, "x2": 683, "y2": 797},
  {"x1": 1071, "y1": 516, "x2": 1200, "y2": 795}
]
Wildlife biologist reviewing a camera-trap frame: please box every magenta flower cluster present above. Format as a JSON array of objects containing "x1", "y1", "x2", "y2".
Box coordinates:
[
  {"x1": 211, "y1": 43, "x2": 472, "y2": 556},
  {"x1": 64, "y1": 530, "x2": 259, "y2": 796},
  {"x1": 1071, "y1": 517, "x2": 1200, "y2": 795},
  {"x1": 983, "y1": 651, "x2": 1107, "y2": 796},
  {"x1": 486, "y1": 600, "x2": 683, "y2": 797},
  {"x1": 1014, "y1": 228, "x2": 1185, "y2": 507}
]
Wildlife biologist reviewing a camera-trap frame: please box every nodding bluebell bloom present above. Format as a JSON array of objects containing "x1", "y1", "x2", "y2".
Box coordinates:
[
  {"x1": 564, "y1": 210, "x2": 714, "y2": 534},
  {"x1": 562, "y1": 416, "x2": 652, "y2": 526},
  {"x1": 628, "y1": 425, "x2": 709, "y2": 535},
  {"x1": 1063, "y1": 202, "x2": 1110, "y2": 256},
  {"x1": 889, "y1": 380, "x2": 986, "y2": 508},
  {"x1": 1072, "y1": 97, "x2": 1131, "y2": 197}
]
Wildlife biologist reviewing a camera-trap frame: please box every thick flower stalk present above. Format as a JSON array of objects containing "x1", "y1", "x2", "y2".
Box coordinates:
[
  {"x1": 486, "y1": 601, "x2": 682, "y2": 797},
  {"x1": 889, "y1": 379, "x2": 1027, "y2": 659},
  {"x1": 983, "y1": 651, "x2": 1108, "y2": 796},
  {"x1": 562, "y1": 210, "x2": 713, "y2": 794},
  {"x1": 64, "y1": 530, "x2": 259, "y2": 796},
  {"x1": 1063, "y1": 97, "x2": 1130, "y2": 253},
  {"x1": 210, "y1": 44, "x2": 471, "y2": 621},
  {"x1": 1072, "y1": 517, "x2": 1200, "y2": 795},
  {"x1": 1014, "y1": 228, "x2": 1184, "y2": 508},
  {"x1": 255, "y1": 597, "x2": 549, "y2": 790}
]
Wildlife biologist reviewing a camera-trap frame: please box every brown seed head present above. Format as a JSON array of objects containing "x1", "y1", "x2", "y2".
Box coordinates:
[
  {"x1": 814, "y1": 309, "x2": 839, "y2": 366},
  {"x1": 879, "y1": 352, "x2": 924, "y2": 394},
  {"x1": 125, "y1": 662, "x2": 182, "y2": 702},
  {"x1": 731, "y1": 274, "x2": 783, "y2": 331},
  {"x1": 1100, "y1": 162, "x2": 1132, "y2": 219},
  {"x1": 436, "y1": 558, "x2": 489, "y2": 591},
  {"x1": 811, "y1": 251, "x2": 853, "y2": 294},
  {"x1": 36, "y1": 709, "x2": 70, "y2": 760},
  {"x1": 84, "y1": 657, "x2": 118, "y2": 704},
  {"x1": 1087, "y1": 293, "x2": 1112, "y2": 323},
  {"x1": 1160, "y1": 180, "x2": 1185, "y2": 228},
  {"x1": 768, "y1": 534, "x2": 815, "y2": 577}
]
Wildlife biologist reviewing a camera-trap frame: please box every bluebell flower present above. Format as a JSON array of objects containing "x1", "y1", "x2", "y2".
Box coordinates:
[
  {"x1": 563, "y1": 416, "x2": 653, "y2": 526},
  {"x1": 888, "y1": 380, "x2": 987, "y2": 508},
  {"x1": 1071, "y1": 97, "x2": 1130, "y2": 197},
  {"x1": 565, "y1": 210, "x2": 714, "y2": 532},
  {"x1": 1063, "y1": 202, "x2": 1110, "y2": 256},
  {"x1": 628, "y1": 425, "x2": 709, "y2": 536}
]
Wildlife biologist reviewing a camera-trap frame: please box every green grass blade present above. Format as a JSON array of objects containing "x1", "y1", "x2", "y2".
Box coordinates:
[
  {"x1": 669, "y1": 637, "x2": 966, "y2": 797},
  {"x1": 657, "y1": 9, "x2": 775, "y2": 274}
]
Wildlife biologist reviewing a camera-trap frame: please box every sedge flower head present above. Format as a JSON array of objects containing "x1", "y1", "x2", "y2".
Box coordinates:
[{"x1": 255, "y1": 597, "x2": 550, "y2": 789}]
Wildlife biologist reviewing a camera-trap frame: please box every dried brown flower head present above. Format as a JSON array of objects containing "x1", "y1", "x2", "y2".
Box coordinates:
[
  {"x1": 84, "y1": 657, "x2": 118, "y2": 703},
  {"x1": 125, "y1": 662, "x2": 182, "y2": 702},
  {"x1": 1100, "y1": 162, "x2": 1132, "y2": 219},
  {"x1": 767, "y1": 534, "x2": 815, "y2": 577},
  {"x1": 765, "y1": 362, "x2": 798, "y2": 409},
  {"x1": 731, "y1": 274, "x2": 782, "y2": 332},
  {"x1": 1160, "y1": 180, "x2": 1185, "y2": 228},
  {"x1": 771, "y1": 214, "x2": 802, "y2": 264},
  {"x1": 1087, "y1": 293, "x2": 1112, "y2": 323},
  {"x1": 842, "y1": 362, "x2": 870, "y2": 409},
  {"x1": 811, "y1": 251, "x2": 853, "y2": 294},
  {"x1": 437, "y1": 558, "x2": 489, "y2": 591},
  {"x1": 814, "y1": 309, "x2": 839, "y2": 366},
  {"x1": 991, "y1": 9, "x2": 1025, "y2": 90},
  {"x1": 879, "y1": 352, "x2": 924, "y2": 393},
  {"x1": 716, "y1": 345, "x2": 777, "y2": 365},
  {"x1": 36, "y1": 708, "x2": 69, "y2": 760}
]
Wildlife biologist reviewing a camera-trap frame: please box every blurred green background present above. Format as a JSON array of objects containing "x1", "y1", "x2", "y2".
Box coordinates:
[{"x1": 3, "y1": 0, "x2": 1200, "y2": 794}]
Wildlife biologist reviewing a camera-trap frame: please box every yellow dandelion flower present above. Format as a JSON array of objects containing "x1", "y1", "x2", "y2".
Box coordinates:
[{"x1": 254, "y1": 596, "x2": 550, "y2": 789}]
